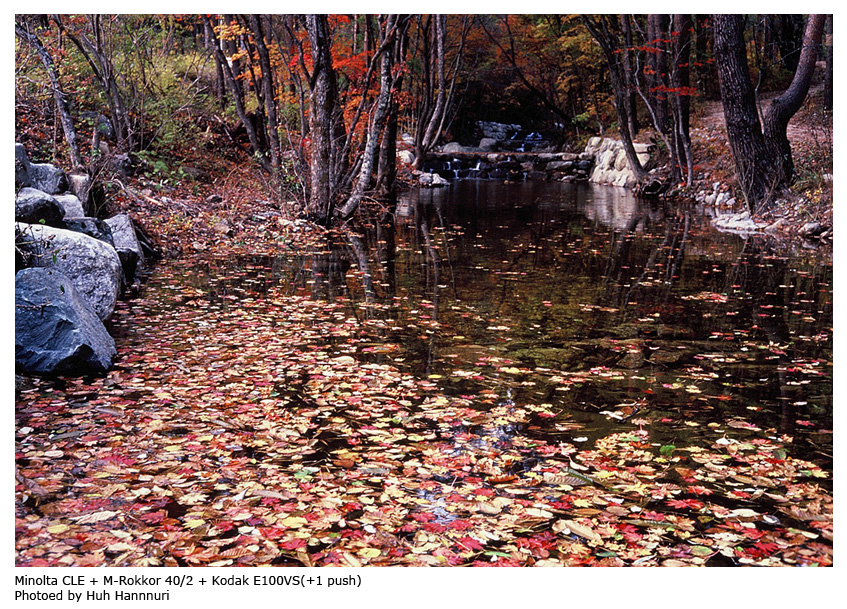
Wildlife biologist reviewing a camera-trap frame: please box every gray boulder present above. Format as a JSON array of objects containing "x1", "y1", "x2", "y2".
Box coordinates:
[
  {"x1": 419, "y1": 172, "x2": 449, "y2": 188},
  {"x1": 441, "y1": 142, "x2": 467, "y2": 154},
  {"x1": 15, "y1": 143, "x2": 68, "y2": 193},
  {"x1": 479, "y1": 137, "x2": 499, "y2": 152},
  {"x1": 105, "y1": 213, "x2": 145, "y2": 281},
  {"x1": 29, "y1": 162, "x2": 68, "y2": 194},
  {"x1": 15, "y1": 188, "x2": 65, "y2": 226},
  {"x1": 54, "y1": 193, "x2": 86, "y2": 219},
  {"x1": 546, "y1": 160, "x2": 574, "y2": 171},
  {"x1": 64, "y1": 218, "x2": 115, "y2": 246},
  {"x1": 16, "y1": 267, "x2": 116, "y2": 375},
  {"x1": 396, "y1": 149, "x2": 415, "y2": 165},
  {"x1": 15, "y1": 143, "x2": 30, "y2": 188},
  {"x1": 15, "y1": 222, "x2": 122, "y2": 321}
]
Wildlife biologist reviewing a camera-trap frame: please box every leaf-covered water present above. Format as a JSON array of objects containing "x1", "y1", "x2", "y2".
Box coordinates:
[{"x1": 16, "y1": 182, "x2": 832, "y2": 566}]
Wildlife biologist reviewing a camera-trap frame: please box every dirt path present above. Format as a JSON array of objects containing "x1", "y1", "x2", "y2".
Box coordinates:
[{"x1": 692, "y1": 72, "x2": 829, "y2": 148}]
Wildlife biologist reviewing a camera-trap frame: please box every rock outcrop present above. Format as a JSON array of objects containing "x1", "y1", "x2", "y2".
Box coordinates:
[
  {"x1": 584, "y1": 137, "x2": 654, "y2": 188},
  {"x1": 105, "y1": 213, "x2": 145, "y2": 283}
]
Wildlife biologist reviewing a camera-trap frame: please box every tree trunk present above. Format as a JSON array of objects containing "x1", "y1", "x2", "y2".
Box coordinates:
[
  {"x1": 250, "y1": 15, "x2": 281, "y2": 172},
  {"x1": 15, "y1": 22, "x2": 83, "y2": 168},
  {"x1": 762, "y1": 14, "x2": 826, "y2": 186},
  {"x1": 204, "y1": 15, "x2": 271, "y2": 173},
  {"x1": 713, "y1": 14, "x2": 777, "y2": 209},
  {"x1": 647, "y1": 14, "x2": 670, "y2": 133},
  {"x1": 619, "y1": 15, "x2": 639, "y2": 137},
  {"x1": 824, "y1": 15, "x2": 833, "y2": 110},
  {"x1": 582, "y1": 15, "x2": 648, "y2": 183},
  {"x1": 376, "y1": 18, "x2": 410, "y2": 199},
  {"x1": 304, "y1": 15, "x2": 338, "y2": 224},
  {"x1": 671, "y1": 14, "x2": 693, "y2": 185},
  {"x1": 414, "y1": 14, "x2": 447, "y2": 169},
  {"x1": 53, "y1": 15, "x2": 135, "y2": 152}
]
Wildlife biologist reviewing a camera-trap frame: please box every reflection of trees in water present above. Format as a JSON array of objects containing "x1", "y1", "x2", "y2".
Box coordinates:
[
  {"x1": 294, "y1": 189, "x2": 830, "y2": 445},
  {"x1": 599, "y1": 204, "x2": 693, "y2": 309},
  {"x1": 307, "y1": 240, "x2": 351, "y2": 302},
  {"x1": 723, "y1": 238, "x2": 832, "y2": 438}
]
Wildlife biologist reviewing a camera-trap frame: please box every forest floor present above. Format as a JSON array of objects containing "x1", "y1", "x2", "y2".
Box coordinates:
[{"x1": 15, "y1": 76, "x2": 833, "y2": 568}]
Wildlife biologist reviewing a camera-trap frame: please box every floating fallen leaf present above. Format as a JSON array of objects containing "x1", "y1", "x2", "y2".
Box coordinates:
[
  {"x1": 72, "y1": 511, "x2": 118, "y2": 524},
  {"x1": 558, "y1": 519, "x2": 602, "y2": 543}
]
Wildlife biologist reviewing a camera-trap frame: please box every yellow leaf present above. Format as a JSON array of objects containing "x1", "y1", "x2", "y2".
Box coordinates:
[
  {"x1": 184, "y1": 519, "x2": 206, "y2": 529},
  {"x1": 280, "y1": 516, "x2": 308, "y2": 528},
  {"x1": 357, "y1": 547, "x2": 381, "y2": 559},
  {"x1": 47, "y1": 524, "x2": 69, "y2": 535}
]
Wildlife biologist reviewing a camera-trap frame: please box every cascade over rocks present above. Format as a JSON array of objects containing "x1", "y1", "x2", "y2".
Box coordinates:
[
  {"x1": 15, "y1": 267, "x2": 116, "y2": 375},
  {"x1": 422, "y1": 133, "x2": 655, "y2": 186},
  {"x1": 16, "y1": 222, "x2": 123, "y2": 321}
]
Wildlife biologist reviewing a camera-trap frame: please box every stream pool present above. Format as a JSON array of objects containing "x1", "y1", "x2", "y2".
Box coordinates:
[
  {"x1": 17, "y1": 181, "x2": 833, "y2": 566},
  {"x1": 136, "y1": 181, "x2": 833, "y2": 466}
]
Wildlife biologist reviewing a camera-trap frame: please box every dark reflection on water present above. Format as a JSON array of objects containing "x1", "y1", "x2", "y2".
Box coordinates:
[{"x1": 142, "y1": 181, "x2": 833, "y2": 469}]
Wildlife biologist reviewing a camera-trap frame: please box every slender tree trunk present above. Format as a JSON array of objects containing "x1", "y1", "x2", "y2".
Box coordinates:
[
  {"x1": 15, "y1": 22, "x2": 83, "y2": 168},
  {"x1": 250, "y1": 15, "x2": 281, "y2": 171},
  {"x1": 671, "y1": 14, "x2": 693, "y2": 185},
  {"x1": 53, "y1": 15, "x2": 135, "y2": 151},
  {"x1": 619, "y1": 15, "x2": 639, "y2": 137},
  {"x1": 648, "y1": 14, "x2": 670, "y2": 133},
  {"x1": 694, "y1": 15, "x2": 720, "y2": 99},
  {"x1": 336, "y1": 16, "x2": 402, "y2": 220},
  {"x1": 204, "y1": 19, "x2": 226, "y2": 108},
  {"x1": 582, "y1": 15, "x2": 648, "y2": 182},
  {"x1": 414, "y1": 14, "x2": 447, "y2": 169},
  {"x1": 376, "y1": 18, "x2": 410, "y2": 199},
  {"x1": 203, "y1": 15, "x2": 271, "y2": 173}
]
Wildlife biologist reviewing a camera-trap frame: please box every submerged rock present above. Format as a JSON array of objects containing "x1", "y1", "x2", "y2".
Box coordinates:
[{"x1": 711, "y1": 211, "x2": 767, "y2": 233}]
